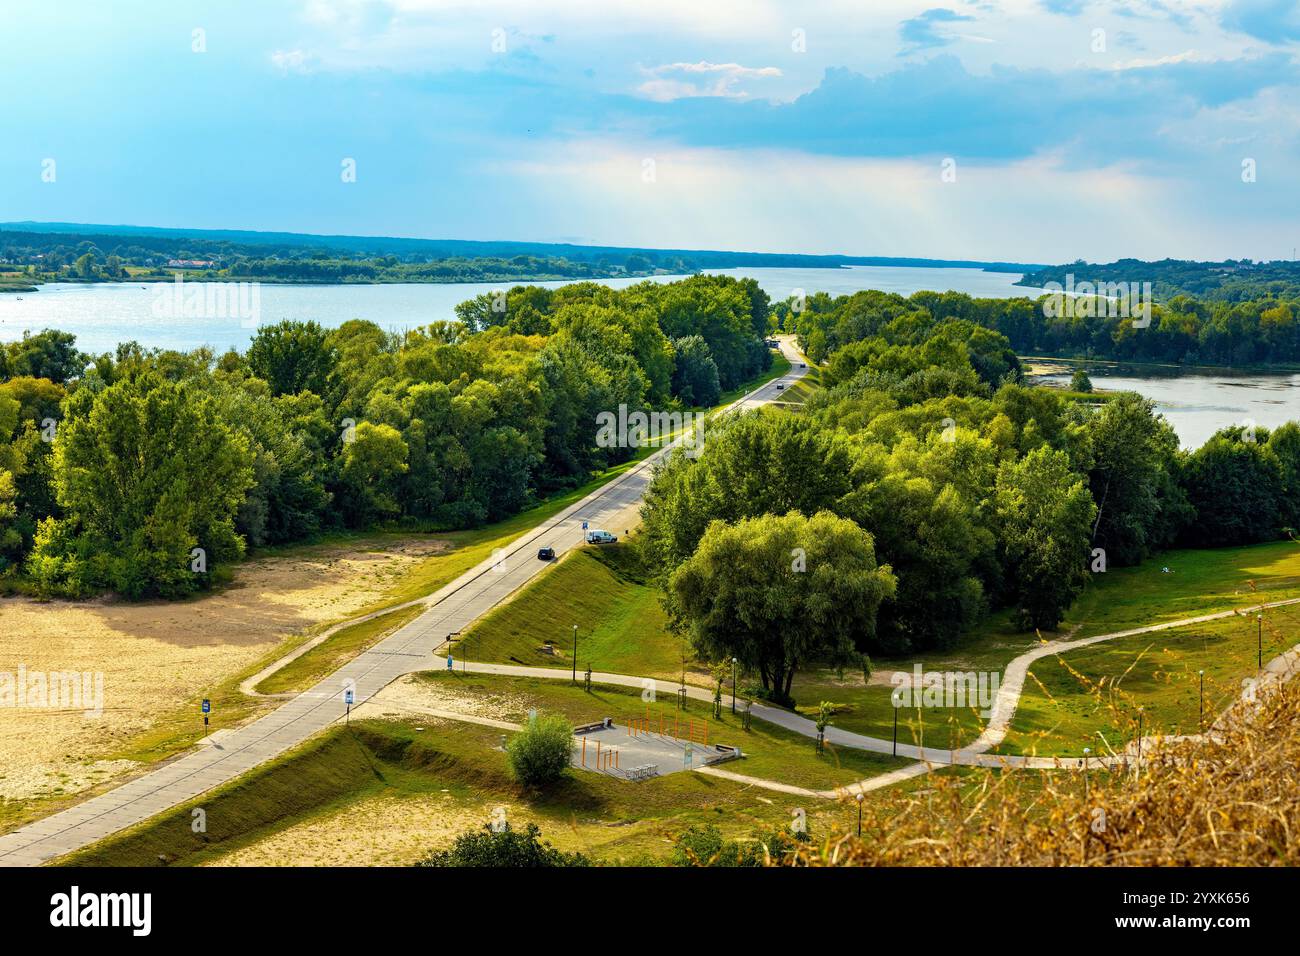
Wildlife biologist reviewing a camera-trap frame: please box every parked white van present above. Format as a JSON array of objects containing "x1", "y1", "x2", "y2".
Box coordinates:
[{"x1": 584, "y1": 529, "x2": 617, "y2": 544}]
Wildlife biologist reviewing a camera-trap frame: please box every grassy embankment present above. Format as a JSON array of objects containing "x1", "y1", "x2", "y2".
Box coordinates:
[{"x1": 61, "y1": 689, "x2": 910, "y2": 868}]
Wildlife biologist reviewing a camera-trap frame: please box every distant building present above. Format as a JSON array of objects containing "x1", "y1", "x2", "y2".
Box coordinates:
[{"x1": 167, "y1": 259, "x2": 217, "y2": 269}]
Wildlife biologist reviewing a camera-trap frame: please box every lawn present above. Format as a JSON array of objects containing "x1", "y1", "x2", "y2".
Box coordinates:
[
  {"x1": 455, "y1": 543, "x2": 701, "y2": 682},
  {"x1": 412, "y1": 670, "x2": 912, "y2": 792},
  {"x1": 997, "y1": 600, "x2": 1300, "y2": 757},
  {"x1": 457, "y1": 534, "x2": 1300, "y2": 755},
  {"x1": 781, "y1": 538, "x2": 1300, "y2": 752},
  {"x1": 61, "y1": 707, "x2": 901, "y2": 867}
]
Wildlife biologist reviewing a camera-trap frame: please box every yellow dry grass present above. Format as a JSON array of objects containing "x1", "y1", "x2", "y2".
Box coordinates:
[{"x1": 0, "y1": 538, "x2": 448, "y2": 805}]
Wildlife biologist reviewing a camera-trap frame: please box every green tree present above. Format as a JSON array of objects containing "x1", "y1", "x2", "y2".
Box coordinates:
[
  {"x1": 506, "y1": 712, "x2": 574, "y2": 788},
  {"x1": 337, "y1": 421, "x2": 408, "y2": 525},
  {"x1": 670, "y1": 335, "x2": 721, "y2": 407},
  {"x1": 246, "y1": 320, "x2": 337, "y2": 397},
  {"x1": 32, "y1": 374, "x2": 254, "y2": 597},
  {"x1": 1070, "y1": 369, "x2": 1093, "y2": 393},
  {"x1": 994, "y1": 445, "x2": 1096, "y2": 630},
  {"x1": 669, "y1": 510, "x2": 895, "y2": 705}
]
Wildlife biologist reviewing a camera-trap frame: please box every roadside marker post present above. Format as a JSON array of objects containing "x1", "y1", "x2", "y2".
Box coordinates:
[
  {"x1": 201, "y1": 698, "x2": 210, "y2": 737},
  {"x1": 345, "y1": 688, "x2": 354, "y2": 723}
]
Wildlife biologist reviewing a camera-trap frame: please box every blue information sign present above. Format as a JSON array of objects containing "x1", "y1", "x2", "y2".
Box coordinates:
[
  {"x1": 201, "y1": 698, "x2": 210, "y2": 715},
  {"x1": 344, "y1": 689, "x2": 355, "y2": 706}
]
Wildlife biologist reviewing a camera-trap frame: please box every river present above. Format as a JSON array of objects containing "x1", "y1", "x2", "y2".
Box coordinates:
[
  {"x1": 0, "y1": 265, "x2": 1036, "y2": 355},
  {"x1": 1041, "y1": 369, "x2": 1300, "y2": 449}
]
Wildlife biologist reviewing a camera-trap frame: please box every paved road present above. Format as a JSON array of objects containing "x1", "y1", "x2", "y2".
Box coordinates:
[{"x1": 0, "y1": 342, "x2": 811, "y2": 866}]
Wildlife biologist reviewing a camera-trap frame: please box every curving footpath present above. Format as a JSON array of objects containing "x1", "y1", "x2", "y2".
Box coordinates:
[
  {"x1": 0, "y1": 340, "x2": 810, "y2": 867},
  {"x1": 414, "y1": 593, "x2": 1300, "y2": 799}
]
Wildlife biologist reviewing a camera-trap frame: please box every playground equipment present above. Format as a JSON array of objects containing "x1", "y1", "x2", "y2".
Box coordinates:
[{"x1": 625, "y1": 711, "x2": 709, "y2": 746}]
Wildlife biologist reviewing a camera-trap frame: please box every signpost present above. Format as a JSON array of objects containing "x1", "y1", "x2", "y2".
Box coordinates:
[
  {"x1": 345, "y1": 688, "x2": 354, "y2": 723},
  {"x1": 201, "y1": 698, "x2": 210, "y2": 737}
]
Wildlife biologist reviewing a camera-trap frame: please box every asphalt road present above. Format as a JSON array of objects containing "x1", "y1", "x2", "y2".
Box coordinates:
[{"x1": 0, "y1": 339, "x2": 810, "y2": 866}]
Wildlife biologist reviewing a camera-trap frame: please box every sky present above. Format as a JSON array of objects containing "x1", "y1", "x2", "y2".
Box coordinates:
[{"x1": 2, "y1": 0, "x2": 1299, "y2": 263}]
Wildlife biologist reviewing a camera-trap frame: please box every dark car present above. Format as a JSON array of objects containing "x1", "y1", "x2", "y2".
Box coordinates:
[{"x1": 537, "y1": 546, "x2": 556, "y2": 561}]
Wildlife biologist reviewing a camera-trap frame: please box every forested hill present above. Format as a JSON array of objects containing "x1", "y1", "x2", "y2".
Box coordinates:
[
  {"x1": 1018, "y1": 258, "x2": 1300, "y2": 302},
  {"x1": 0, "y1": 222, "x2": 1043, "y2": 286}
]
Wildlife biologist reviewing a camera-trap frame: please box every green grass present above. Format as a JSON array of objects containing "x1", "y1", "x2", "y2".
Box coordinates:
[
  {"x1": 787, "y1": 538, "x2": 1300, "y2": 751},
  {"x1": 456, "y1": 543, "x2": 697, "y2": 681},
  {"x1": 460, "y1": 531, "x2": 1300, "y2": 756},
  {"x1": 62, "y1": 707, "x2": 903, "y2": 867},
  {"x1": 255, "y1": 604, "x2": 426, "y2": 695},
  {"x1": 414, "y1": 671, "x2": 910, "y2": 792},
  {"x1": 998, "y1": 600, "x2": 1300, "y2": 757}
]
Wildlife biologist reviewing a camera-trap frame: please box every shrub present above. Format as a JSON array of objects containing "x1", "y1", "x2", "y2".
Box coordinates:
[
  {"x1": 506, "y1": 712, "x2": 573, "y2": 788},
  {"x1": 419, "y1": 823, "x2": 589, "y2": 867}
]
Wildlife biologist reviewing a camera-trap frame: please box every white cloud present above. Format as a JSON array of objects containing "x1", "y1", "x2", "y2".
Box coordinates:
[
  {"x1": 270, "y1": 49, "x2": 316, "y2": 74},
  {"x1": 637, "y1": 61, "x2": 783, "y2": 101},
  {"x1": 495, "y1": 137, "x2": 1294, "y2": 261}
]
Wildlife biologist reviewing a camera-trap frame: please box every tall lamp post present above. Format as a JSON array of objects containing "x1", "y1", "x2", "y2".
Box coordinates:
[
  {"x1": 1198, "y1": 669, "x2": 1205, "y2": 731},
  {"x1": 856, "y1": 792, "x2": 864, "y2": 837},
  {"x1": 730, "y1": 657, "x2": 737, "y2": 714},
  {"x1": 1257, "y1": 614, "x2": 1263, "y2": 672},
  {"x1": 1082, "y1": 747, "x2": 1091, "y2": 801},
  {"x1": 571, "y1": 624, "x2": 578, "y2": 684},
  {"x1": 1136, "y1": 707, "x2": 1144, "y2": 774}
]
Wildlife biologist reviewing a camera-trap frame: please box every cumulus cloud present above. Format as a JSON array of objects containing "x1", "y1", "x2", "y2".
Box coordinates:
[{"x1": 636, "y1": 61, "x2": 783, "y2": 101}]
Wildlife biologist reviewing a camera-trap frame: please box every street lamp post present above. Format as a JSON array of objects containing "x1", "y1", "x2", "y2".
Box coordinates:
[
  {"x1": 1199, "y1": 669, "x2": 1205, "y2": 731},
  {"x1": 1082, "y1": 747, "x2": 1091, "y2": 801},
  {"x1": 856, "y1": 792, "x2": 864, "y2": 837},
  {"x1": 1257, "y1": 614, "x2": 1263, "y2": 672},
  {"x1": 1136, "y1": 707, "x2": 1144, "y2": 774},
  {"x1": 571, "y1": 624, "x2": 578, "y2": 684},
  {"x1": 892, "y1": 707, "x2": 898, "y2": 757},
  {"x1": 731, "y1": 658, "x2": 737, "y2": 715}
]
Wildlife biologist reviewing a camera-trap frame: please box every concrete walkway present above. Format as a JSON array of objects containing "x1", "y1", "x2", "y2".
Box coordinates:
[{"x1": 0, "y1": 341, "x2": 810, "y2": 867}]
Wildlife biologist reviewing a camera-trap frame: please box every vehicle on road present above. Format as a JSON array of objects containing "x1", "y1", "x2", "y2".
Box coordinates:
[
  {"x1": 584, "y1": 529, "x2": 617, "y2": 544},
  {"x1": 537, "y1": 546, "x2": 556, "y2": 561}
]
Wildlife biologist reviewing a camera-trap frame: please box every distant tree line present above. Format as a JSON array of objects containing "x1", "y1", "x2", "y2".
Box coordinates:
[
  {"x1": 0, "y1": 275, "x2": 771, "y2": 598},
  {"x1": 1018, "y1": 257, "x2": 1300, "y2": 303},
  {"x1": 779, "y1": 287, "x2": 1300, "y2": 367}
]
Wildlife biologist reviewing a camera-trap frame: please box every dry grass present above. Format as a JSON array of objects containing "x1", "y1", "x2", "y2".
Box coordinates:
[{"x1": 783, "y1": 674, "x2": 1300, "y2": 866}]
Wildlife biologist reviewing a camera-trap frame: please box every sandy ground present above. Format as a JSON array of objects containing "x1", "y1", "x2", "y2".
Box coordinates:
[
  {"x1": 366, "y1": 673, "x2": 532, "y2": 723},
  {"x1": 0, "y1": 537, "x2": 448, "y2": 805},
  {"x1": 207, "y1": 792, "x2": 533, "y2": 867}
]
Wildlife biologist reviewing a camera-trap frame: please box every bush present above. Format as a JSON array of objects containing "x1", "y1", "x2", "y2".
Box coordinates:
[
  {"x1": 506, "y1": 712, "x2": 573, "y2": 788},
  {"x1": 419, "y1": 823, "x2": 589, "y2": 867},
  {"x1": 671, "y1": 824, "x2": 805, "y2": 867},
  {"x1": 1069, "y1": 369, "x2": 1093, "y2": 393}
]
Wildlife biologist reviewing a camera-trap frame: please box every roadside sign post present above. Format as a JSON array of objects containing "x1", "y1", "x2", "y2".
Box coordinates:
[
  {"x1": 345, "y1": 688, "x2": 355, "y2": 723},
  {"x1": 201, "y1": 698, "x2": 210, "y2": 737}
]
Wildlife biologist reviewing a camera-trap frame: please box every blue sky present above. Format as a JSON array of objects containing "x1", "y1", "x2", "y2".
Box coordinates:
[{"x1": 2, "y1": 0, "x2": 1299, "y2": 262}]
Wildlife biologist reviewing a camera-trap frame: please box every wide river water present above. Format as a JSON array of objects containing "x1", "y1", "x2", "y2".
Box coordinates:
[
  {"x1": 1041, "y1": 370, "x2": 1300, "y2": 449},
  {"x1": 0, "y1": 265, "x2": 1034, "y2": 355},
  {"x1": 3, "y1": 265, "x2": 1294, "y2": 447}
]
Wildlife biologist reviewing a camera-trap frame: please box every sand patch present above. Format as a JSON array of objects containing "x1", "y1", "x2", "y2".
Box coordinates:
[
  {"x1": 207, "y1": 793, "x2": 530, "y2": 867},
  {"x1": 0, "y1": 536, "x2": 449, "y2": 805},
  {"x1": 372, "y1": 673, "x2": 533, "y2": 723}
]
